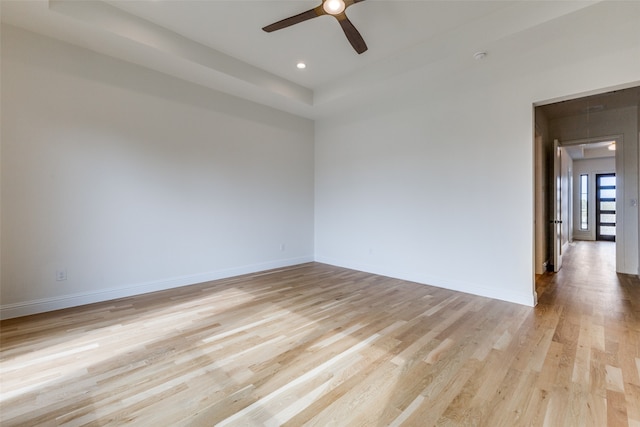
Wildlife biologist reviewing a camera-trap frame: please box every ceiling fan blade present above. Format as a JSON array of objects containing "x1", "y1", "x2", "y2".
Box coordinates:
[
  {"x1": 337, "y1": 17, "x2": 368, "y2": 54},
  {"x1": 262, "y1": 7, "x2": 324, "y2": 32}
]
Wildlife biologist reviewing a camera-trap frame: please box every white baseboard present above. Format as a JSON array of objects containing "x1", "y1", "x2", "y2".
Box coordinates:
[
  {"x1": 0, "y1": 256, "x2": 313, "y2": 320},
  {"x1": 314, "y1": 256, "x2": 536, "y2": 307}
]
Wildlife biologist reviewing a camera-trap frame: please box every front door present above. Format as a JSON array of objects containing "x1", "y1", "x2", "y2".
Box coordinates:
[{"x1": 596, "y1": 173, "x2": 616, "y2": 241}]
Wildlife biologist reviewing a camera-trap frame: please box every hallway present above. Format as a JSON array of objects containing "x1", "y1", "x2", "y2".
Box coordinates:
[
  {"x1": 537, "y1": 241, "x2": 624, "y2": 305},
  {"x1": 535, "y1": 240, "x2": 640, "y2": 425}
]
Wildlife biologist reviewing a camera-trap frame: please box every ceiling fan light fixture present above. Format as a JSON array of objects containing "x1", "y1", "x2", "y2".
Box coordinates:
[
  {"x1": 296, "y1": 62, "x2": 307, "y2": 69},
  {"x1": 262, "y1": 0, "x2": 367, "y2": 54},
  {"x1": 323, "y1": 0, "x2": 346, "y2": 15}
]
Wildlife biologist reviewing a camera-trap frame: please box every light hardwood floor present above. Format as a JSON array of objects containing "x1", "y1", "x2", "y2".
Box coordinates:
[{"x1": 1, "y1": 241, "x2": 639, "y2": 426}]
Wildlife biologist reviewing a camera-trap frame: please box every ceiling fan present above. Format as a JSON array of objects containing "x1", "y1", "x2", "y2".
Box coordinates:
[{"x1": 262, "y1": 0, "x2": 368, "y2": 54}]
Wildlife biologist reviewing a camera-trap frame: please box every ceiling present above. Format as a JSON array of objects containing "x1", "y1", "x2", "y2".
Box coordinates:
[
  {"x1": 563, "y1": 140, "x2": 616, "y2": 161},
  {"x1": 538, "y1": 86, "x2": 640, "y2": 121},
  {"x1": 0, "y1": 1, "x2": 611, "y2": 118}
]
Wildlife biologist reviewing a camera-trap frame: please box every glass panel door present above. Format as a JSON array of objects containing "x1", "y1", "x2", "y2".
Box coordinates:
[{"x1": 596, "y1": 173, "x2": 615, "y2": 241}]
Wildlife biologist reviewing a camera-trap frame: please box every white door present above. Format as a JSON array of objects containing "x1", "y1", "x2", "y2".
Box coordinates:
[{"x1": 551, "y1": 139, "x2": 563, "y2": 272}]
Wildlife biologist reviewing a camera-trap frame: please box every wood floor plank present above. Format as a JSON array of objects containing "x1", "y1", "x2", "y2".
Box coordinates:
[{"x1": 1, "y1": 242, "x2": 639, "y2": 426}]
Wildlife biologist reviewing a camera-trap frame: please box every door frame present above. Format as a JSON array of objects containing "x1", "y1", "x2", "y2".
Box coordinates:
[
  {"x1": 532, "y1": 81, "x2": 639, "y2": 305},
  {"x1": 534, "y1": 133, "x2": 622, "y2": 275}
]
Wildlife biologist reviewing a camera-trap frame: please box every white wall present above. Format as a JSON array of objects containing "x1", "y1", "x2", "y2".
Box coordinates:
[
  {"x1": 550, "y1": 106, "x2": 638, "y2": 274},
  {"x1": 314, "y1": 2, "x2": 640, "y2": 305},
  {"x1": 1, "y1": 26, "x2": 315, "y2": 318},
  {"x1": 572, "y1": 157, "x2": 616, "y2": 241}
]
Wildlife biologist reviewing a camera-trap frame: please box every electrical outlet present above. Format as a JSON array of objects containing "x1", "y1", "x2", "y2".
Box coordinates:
[
  {"x1": 56, "y1": 269, "x2": 67, "y2": 281},
  {"x1": 280, "y1": 243, "x2": 286, "y2": 252}
]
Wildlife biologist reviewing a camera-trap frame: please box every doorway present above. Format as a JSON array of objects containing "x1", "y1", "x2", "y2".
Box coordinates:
[{"x1": 534, "y1": 85, "x2": 640, "y2": 284}]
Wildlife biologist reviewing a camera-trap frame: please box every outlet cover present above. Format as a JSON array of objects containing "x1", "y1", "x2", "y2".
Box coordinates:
[{"x1": 56, "y1": 269, "x2": 67, "y2": 281}]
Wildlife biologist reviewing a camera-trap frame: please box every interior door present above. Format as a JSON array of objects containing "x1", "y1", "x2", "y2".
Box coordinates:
[{"x1": 551, "y1": 139, "x2": 563, "y2": 271}]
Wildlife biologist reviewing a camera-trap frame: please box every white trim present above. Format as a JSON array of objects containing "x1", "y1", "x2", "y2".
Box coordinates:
[
  {"x1": 0, "y1": 256, "x2": 313, "y2": 320},
  {"x1": 314, "y1": 256, "x2": 536, "y2": 307}
]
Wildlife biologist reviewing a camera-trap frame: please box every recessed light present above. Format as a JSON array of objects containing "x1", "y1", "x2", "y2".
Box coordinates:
[{"x1": 296, "y1": 62, "x2": 306, "y2": 69}]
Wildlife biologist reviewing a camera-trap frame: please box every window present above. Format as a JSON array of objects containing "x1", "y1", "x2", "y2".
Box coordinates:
[{"x1": 579, "y1": 174, "x2": 588, "y2": 230}]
